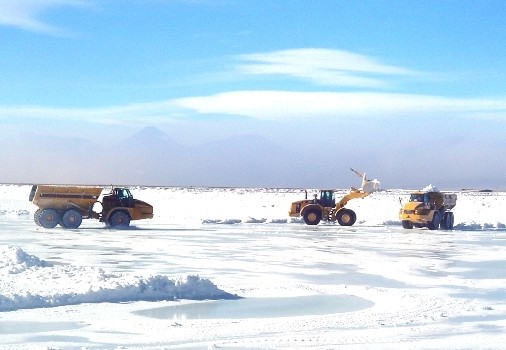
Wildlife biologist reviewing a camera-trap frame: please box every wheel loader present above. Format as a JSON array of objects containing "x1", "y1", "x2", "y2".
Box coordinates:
[
  {"x1": 399, "y1": 189, "x2": 457, "y2": 230},
  {"x1": 29, "y1": 185, "x2": 153, "y2": 229},
  {"x1": 289, "y1": 169, "x2": 380, "y2": 226}
]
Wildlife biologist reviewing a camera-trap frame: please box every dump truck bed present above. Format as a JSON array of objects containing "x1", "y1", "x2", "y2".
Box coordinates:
[
  {"x1": 30, "y1": 185, "x2": 103, "y2": 212},
  {"x1": 442, "y1": 193, "x2": 457, "y2": 210}
]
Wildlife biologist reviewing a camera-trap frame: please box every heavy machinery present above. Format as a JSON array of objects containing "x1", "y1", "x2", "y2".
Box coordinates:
[
  {"x1": 289, "y1": 169, "x2": 380, "y2": 226},
  {"x1": 29, "y1": 185, "x2": 153, "y2": 229},
  {"x1": 399, "y1": 189, "x2": 457, "y2": 230}
]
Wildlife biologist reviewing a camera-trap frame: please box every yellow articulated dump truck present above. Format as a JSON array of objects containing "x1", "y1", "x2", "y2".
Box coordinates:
[
  {"x1": 399, "y1": 189, "x2": 457, "y2": 230},
  {"x1": 29, "y1": 185, "x2": 153, "y2": 229},
  {"x1": 289, "y1": 168, "x2": 380, "y2": 226}
]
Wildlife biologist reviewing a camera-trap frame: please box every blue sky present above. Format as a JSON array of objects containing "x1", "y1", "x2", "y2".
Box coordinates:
[{"x1": 1, "y1": 0, "x2": 505, "y2": 188}]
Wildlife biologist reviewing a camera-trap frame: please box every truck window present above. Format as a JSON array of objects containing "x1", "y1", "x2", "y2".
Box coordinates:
[
  {"x1": 118, "y1": 189, "x2": 132, "y2": 199},
  {"x1": 410, "y1": 194, "x2": 424, "y2": 202}
]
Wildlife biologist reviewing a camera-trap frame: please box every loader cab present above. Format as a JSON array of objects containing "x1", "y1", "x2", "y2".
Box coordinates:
[{"x1": 319, "y1": 190, "x2": 336, "y2": 208}]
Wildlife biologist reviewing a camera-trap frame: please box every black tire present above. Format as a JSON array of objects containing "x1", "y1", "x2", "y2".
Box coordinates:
[
  {"x1": 447, "y1": 212, "x2": 454, "y2": 230},
  {"x1": 61, "y1": 209, "x2": 83, "y2": 229},
  {"x1": 336, "y1": 208, "x2": 357, "y2": 226},
  {"x1": 303, "y1": 208, "x2": 322, "y2": 225},
  {"x1": 427, "y1": 211, "x2": 441, "y2": 230},
  {"x1": 109, "y1": 211, "x2": 131, "y2": 228},
  {"x1": 34, "y1": 209, "x2": 42, "y2": 226},
  {"x1": 402, "y1": 220, "x2": 413, "y2": 229},
  {"x1": 441, "y1": 212, "x2": 454, "y2": 230},
  {"x1": 38, "y1": 208, "x2": 60, "y2": 229}
]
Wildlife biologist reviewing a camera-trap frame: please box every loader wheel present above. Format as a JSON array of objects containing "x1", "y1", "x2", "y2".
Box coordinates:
[
  {"x1": 61, "y1": 209, "x2": 83, "y2": 229},
  {"x1": 109, "y1": 211, "x2": 130, "y2": 228},
  {"x1": 402, "y1": 220, "x2": 413, "y2": 229},
  {"x1": 336, "y1": 209, "x2": 357, "y2": 226},
  {"x1": 39, "y1": 208, "x2": 60, "y2": 229},
  {"x1": 427, "y1": 212, "x2": 441, "y2": 230},
  {"x1": 441, "y1": 212, "x2": 454, "y2": 230},
  {"x1": 34, "y1": 209, "x2": 42, "y2": 226},
  {"x1": 303, "y1": 208, "x2": 322, "y2": 225}
]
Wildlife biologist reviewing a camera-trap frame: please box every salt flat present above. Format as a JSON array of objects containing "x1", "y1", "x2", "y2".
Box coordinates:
[{"x1": 0, "y1": 185, "x2": 505, "y2": 349}]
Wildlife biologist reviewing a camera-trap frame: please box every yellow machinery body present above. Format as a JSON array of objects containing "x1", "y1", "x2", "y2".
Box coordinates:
[
  {"x1": 399, "y1": 191, "x2": 457, "y2": 230},
  {"x1": 289, "y1": 169, "x2": 380, "y2": 226},
  {"x1": 29, "y1": 185, "x2": 153, "y2": 229}
]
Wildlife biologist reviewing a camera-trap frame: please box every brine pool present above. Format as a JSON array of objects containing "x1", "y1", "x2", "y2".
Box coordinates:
[{"x1": 134, "y1": 294, "x2": 374, "y2": 320}]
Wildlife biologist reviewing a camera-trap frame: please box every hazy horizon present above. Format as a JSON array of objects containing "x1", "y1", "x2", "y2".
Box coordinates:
[{"x1": 1, "y1": 1, "x2": 505, "y2": 189}]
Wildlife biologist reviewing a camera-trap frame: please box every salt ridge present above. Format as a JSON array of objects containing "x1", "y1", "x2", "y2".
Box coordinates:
[{"x1": 0, "y1": 246, "x2": 239, "y2": 312}]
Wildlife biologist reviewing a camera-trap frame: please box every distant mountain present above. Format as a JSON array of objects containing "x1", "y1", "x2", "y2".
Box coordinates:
[
  {"x1": 103, "y1": 127, "x2": 187, "y2": 185},
  {"x1": 105, "y1": 127, "x2": 298, "y2": 187},
  {"x1": 0, "y1": 133, "x2": 103, "y2": 184},
  {"x1": 201, "y1": 134, "x2": 284, "y2": 154},
  {"x1": 119, "y1": 126, "x2": 182, "y2": 150},
  {"x1": 193, "y1": 134, "x2": 291, "y2": 187},
  {"x1": 0, "y1": 127, "x2": 301, "y2": 187}
]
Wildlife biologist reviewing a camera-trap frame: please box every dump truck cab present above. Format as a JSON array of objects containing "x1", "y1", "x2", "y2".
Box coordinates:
[
  {"x1": 407, "y1": 192, "x2": 444, "y2": 210},
  {"x1": 102, "y1": 188, "x2": 135, "y2": 210},
  {"x1": 100, "y1": 187, "x2": 153, "y2": 227}
]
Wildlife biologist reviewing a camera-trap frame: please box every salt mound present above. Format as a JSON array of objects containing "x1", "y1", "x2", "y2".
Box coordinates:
[
  {"x1": 422, "y1": 184, "x2": 439, "y2": 192},
  {"x1": 0, "y1": 245, "x2": 239, "y2": 312},
  {"x1": 0, "y1": 246, "x2": 52, "y2": 274},
  {"x1": 362, "y1": 179, "x2": 381, "y2": 194}
]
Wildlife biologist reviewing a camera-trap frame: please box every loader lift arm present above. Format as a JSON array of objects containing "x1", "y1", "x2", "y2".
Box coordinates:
[{"x1": 332, "y1": 188, "x2": 372, "y2": 216}]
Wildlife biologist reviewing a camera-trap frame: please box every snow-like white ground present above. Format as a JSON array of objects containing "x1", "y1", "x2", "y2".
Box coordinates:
[{"x1": 1, "y1": 184, "x2": 506, "y2": 349}]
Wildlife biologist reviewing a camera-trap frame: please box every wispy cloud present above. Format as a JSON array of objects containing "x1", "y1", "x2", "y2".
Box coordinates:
[
  {"x1": 0, "y1": 100, "x2": 186, "y2": 125},
  {"x1": 1, "y1": 92, "x2": 505, "y2": 126},
  {"x1": 0, "y1": 0, "x2": 87, "y2": 36},
  {"x1": 235, "y1": 48, "x2": 420, "y2": 89},
  {"x1": 174, "y1": 91, "x2": 506, "y2": 120}
]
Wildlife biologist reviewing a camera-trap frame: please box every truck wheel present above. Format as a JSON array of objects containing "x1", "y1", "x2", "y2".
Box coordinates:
[
  {"x1": 303, "y1": 208, "x2": 322, "y2": 225},
  {"x1": 447, "y1": 212, "x2": 454, "y2": 229},
  {"x1": 427, "y1": 212, "x2": 441, "y2": 230},
  {"x1": 109, "y1": 211, "x2": 130, "y2": 228},
  {"x1": 39, "y1": 208, "x2": 60, "y2": 229},
  {"x1": 34, "y1": 209, "x2": 42, "y2": 226},
  {"x1": 336, "y1": 209, "x2": 357, "y2": 226},
  {"x1": 441, "y1": 212, "x2": 454, "y2": 230},
  {"x1": 402, "y1": 220, "x2": 413, "y2": 229},
  {"x1": 61, "y1": 209, "x2": 83, "y2": 229}
]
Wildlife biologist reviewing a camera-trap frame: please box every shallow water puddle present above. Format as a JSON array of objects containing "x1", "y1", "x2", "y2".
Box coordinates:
[
  {"x1": 134, "y1": 294, "x2": 374, "y2": 320},
  {"x1": 0, "y1": 321, "x2": 84, "y2": 334}
]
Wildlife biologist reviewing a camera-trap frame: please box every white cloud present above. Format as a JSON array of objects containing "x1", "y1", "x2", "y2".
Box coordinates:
[
  {"x1": 236, "y1": 48, "x2": 420, "y2": 89},
  {"x1": 0, "y1": 100, "x2": 185, "y2": 125},
  {"x1": 174, "y1": 91, "x2": 506, "y2": 120},
  {"x1": 2, "y1": 91, "x2": 504, "y2": 126},
  {"x1": 0, "y1": 0, "x2": 86, "y2": 35}
]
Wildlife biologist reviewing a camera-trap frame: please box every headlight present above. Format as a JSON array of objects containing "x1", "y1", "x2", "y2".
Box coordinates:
[{"x1": 414, "y1": 209, "x2": 430, "y2": 215}]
